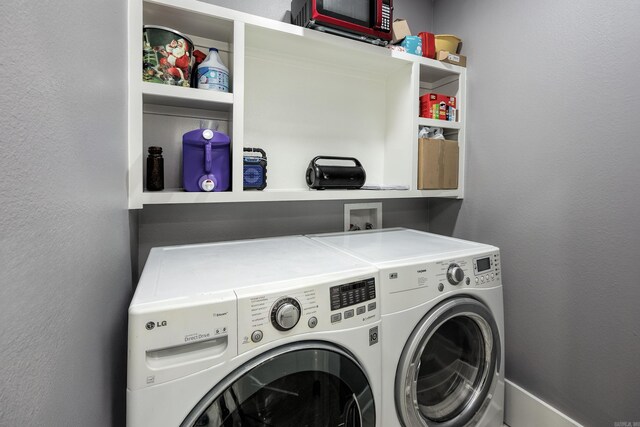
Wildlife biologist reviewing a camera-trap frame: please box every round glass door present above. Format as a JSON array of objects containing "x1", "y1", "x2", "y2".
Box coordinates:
[
  {"x1": 181, "y1": 341, "x2": 375, "y2": 427},
  {"x1": 396, "y1": 297, "x2": 501, "y2": 427}
]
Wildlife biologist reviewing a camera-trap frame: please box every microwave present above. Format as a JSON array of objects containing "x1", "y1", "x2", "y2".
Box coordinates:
[{"x1": 291, "y1": 0, "x2": 393, "y2": 45}]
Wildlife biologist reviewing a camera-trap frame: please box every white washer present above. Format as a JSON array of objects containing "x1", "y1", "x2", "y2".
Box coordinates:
[
  {"x1": 127, "y1": 236, "x2": 382, "y2": 427},
  {"x1": 311, "y1": 229, "x2": 505, "y2": 427}
]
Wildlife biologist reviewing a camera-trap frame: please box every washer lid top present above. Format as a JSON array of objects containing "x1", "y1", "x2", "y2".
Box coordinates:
[
  {"x1": 133, "y1": 236, "x2": 374, "y2": 305},
  {"x1": 311, "y1": 228, "x2": 496, "y2": 265}
]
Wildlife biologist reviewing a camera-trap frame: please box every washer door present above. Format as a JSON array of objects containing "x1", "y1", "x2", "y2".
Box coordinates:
[
  {"x1": 395, "y1": 297, "x2": 501, "y2": 427},
  {"x1": 181, "y1": 341, "x2": 376, "y2": 427}
]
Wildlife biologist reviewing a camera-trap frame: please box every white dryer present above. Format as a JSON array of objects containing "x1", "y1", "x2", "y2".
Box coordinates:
[
  {"x1": 311, "y1": 229, "x2": 505, "y2": 427},
  {"x1": 127, "y1": 236, "x2": 382, "y2": 427}
]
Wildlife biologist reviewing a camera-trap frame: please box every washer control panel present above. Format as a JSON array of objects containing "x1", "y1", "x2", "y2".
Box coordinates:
[
  {"x1": 329, "y1": 278, "x2": 377, "y2": 326},
  {"x1": 236, "y1": 273, "x2": 379, "y2": 354}
]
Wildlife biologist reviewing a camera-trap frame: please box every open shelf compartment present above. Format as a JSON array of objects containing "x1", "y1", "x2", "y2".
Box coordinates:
[{"x1": 242, "y1": 24, "x2": 415, "y2": 193}]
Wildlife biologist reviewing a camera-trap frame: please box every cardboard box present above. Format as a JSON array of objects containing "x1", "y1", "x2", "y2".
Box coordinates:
[
  {"x1": 441, "y1": 139, "x2": 459, "y2": 189},
  {"x1": 418, "y1": 138, "x2": 459, "y2": 190},
  {"x1": 437, "y1": 50, "x2": 467, "y2": 67},
  {"x1": 418, "y1": 138, "x2": 441, "y2": 189},
  {"x1": 392, "y1": 19, "x2": 411, "y2": 44}
]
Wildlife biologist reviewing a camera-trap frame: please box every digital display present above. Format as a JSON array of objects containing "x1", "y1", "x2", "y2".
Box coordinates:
[
  {"x1": 330, "y1": 278, "x2": 376, "y2": 311},
  {"x1": 340, "y1": 282, "x2": 366, "y2": 293},
  {"x1": 476, "y1": 257, "x2": 491, "y2": 273}
]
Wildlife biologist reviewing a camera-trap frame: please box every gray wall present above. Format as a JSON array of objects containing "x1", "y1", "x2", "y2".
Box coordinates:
[
  {"x1": 0, "y1": 1, "x2": 131, "y2": 426},
  {"x1": 429, "y1": 1, "x2": 640, "y2": 425}
]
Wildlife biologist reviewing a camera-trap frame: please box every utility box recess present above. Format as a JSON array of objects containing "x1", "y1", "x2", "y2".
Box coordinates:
[{"x1": 344, "y1": 203, "x2": 382, "y2": 232}]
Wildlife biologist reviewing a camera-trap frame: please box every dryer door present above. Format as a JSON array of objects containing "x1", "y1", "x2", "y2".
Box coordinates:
[
  {"x1": 181, "y1": 341, "x2": 375, "y2": 427},
  {"x1": 396, "y1": 297, "x2": 501, "y2": 427}
]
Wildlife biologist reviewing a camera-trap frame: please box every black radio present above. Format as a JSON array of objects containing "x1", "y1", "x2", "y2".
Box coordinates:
[
  {"x1": 305, "y1": 156, "x2": 366, "y2": 190},
  {"x1": 243, "y1": 148, "x2": 267, "y2": 190}
]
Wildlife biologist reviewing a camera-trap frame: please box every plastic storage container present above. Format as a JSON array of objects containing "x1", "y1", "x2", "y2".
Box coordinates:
[
  {"x1": 196, "y1": 48, "x2": 229, "y2": 92},
  {"x1": 182, "y1": 126, "x2": 230, "y2": 192}
]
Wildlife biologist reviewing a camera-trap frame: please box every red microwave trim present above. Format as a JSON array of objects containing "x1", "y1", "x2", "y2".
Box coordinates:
[
  {"x1": 310, "y1": 0, "x2": 392, "y2": 41},
  {"x1": 374, "y1": 1, "x2": 383, "y2": 30}
]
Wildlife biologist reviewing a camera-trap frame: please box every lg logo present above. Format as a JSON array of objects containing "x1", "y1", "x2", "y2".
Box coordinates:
[{"x1": 145, "y1": 321, "x2": 167, "y2": 330}]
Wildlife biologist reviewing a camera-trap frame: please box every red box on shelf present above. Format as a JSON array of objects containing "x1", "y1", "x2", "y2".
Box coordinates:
[
  {"x1": 418, "y1": 32, "x2": 436, "y2": 59},
  {"x1": 419, "y1": 93, "x2": 457, "y2": 121}
]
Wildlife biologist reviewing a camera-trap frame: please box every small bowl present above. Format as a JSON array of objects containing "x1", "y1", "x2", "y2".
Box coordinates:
[{"x1": 435, "y1": 34, "x2": 461, "y2": 54}]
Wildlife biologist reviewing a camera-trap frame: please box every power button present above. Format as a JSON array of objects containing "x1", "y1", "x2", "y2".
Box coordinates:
[
  {"x1": 308, "y1": 317, "x2": 318, "y2": 328},
  {"x1": 251, "y1": 330, "x2": 263, "y2": 343}
]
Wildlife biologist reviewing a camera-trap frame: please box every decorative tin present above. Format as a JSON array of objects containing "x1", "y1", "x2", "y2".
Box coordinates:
[{"x1": 143, "y1": 25, "x2": 194, "y2": 87}]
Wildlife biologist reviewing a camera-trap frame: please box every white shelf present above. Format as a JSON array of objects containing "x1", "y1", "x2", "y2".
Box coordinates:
[
  {"x1": 417, "y1": 117, "x2": 462, "y2": 130},
  {"x1": 129, "y1": 0, "x2": 467, "y2": 208},
  {"x1": 143, "y1": 0, "x2": 236, "y2": 43},
  {"x1": 392, "y1": 50, "x2": 464, "y2": 83},
  {"x1": 245, "y1": 24, "x2": 411, "y2": 78},
  {"x1": 142, "y1": 188, "x2": 461, "y2": 205},
  {"x1": 142, "y1": 82, "x2": 234, "y2": 110}
]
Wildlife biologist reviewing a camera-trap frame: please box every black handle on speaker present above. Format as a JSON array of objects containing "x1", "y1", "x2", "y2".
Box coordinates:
[{"x1": 310, "y1": 156, "x2": 362, "y2": 167}]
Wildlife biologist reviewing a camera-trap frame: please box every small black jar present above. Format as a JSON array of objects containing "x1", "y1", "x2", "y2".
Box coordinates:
[{"x1": 146, "y1": 146, "x2": 164, "y2": 191}]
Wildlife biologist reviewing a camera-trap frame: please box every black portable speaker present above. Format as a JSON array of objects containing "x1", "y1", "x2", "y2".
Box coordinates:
[{"x1": 305, "y1": 156, "x2": 366, "y2": 190}]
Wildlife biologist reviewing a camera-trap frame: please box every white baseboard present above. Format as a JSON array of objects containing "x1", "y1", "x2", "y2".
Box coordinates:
[{"x1": 505, "y1": 379, "x2": 583, "y2": 427}]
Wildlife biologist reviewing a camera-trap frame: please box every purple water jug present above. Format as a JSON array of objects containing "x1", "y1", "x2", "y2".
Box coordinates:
[{"x1": 182, "y1": 125, "x2": 230, "y2": 192}]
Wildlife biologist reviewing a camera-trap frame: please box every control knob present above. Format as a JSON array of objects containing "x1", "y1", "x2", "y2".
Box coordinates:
[
  {"x1": 271, "y1": 297, "x2": 301, "y2": 331},
  {"x1": 447, "y1": 263, "x2": 465, "y2": 285}
]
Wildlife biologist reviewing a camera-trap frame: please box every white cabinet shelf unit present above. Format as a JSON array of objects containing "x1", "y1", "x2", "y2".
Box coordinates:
[{"x1": 128, "y1": 0, "x2": 467, "y2": 208}]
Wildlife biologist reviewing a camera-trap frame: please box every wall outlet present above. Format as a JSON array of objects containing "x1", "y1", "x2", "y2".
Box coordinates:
[{"x1": 344, "y1": 203, "x2": 382, "y2": 232}]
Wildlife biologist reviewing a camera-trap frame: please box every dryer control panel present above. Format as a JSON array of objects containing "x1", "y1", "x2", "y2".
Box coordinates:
[
  {"x1": 472, "y1": 252, "x2": 501, "y2": 286},
  {"x1": 433, "y1": 250, "x2": 501, "y2": 288},
  {"x1": 377, "y1": 250, "x2": 501, "y2": 315}
]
